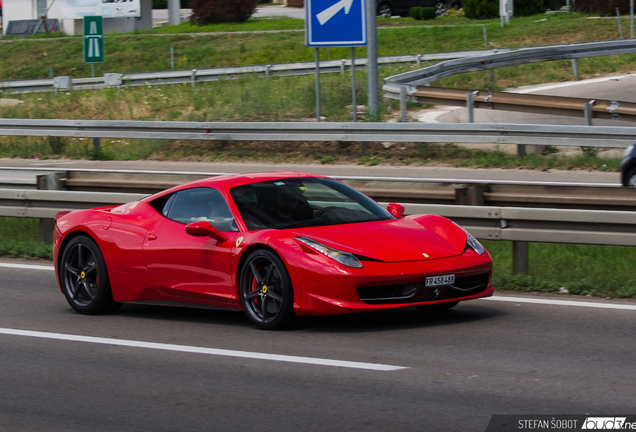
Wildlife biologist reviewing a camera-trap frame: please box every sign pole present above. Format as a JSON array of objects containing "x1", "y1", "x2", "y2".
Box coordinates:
[
  {"x1": 631, "y1": 0, "x2": 634, "y2": 39},
  {"x1": 306, "y1": 0, "x2": 367, "y2": 122},
  {"x1": 315, "y1": 48, "x2": 321, "y2": 122},
  {"x1": 366, "y1": 0, "x2": 379, "y2": 119},
  {"x1": 351, "y1": 47, "x2": 357, "y2": 122}
]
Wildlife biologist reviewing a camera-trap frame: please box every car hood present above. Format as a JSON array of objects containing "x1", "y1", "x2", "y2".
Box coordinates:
[{"x1": 290, "y1": 215, "x2": 467, "y2": 263}]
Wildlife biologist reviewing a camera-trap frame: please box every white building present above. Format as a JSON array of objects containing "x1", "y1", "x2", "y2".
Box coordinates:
[{"x1": 2, "y1": 0, "x2": 152, "y2": 36}]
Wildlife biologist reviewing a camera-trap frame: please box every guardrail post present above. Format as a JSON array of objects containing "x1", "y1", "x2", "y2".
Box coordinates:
[
  {"x1": 572, "y1": 59, "x2": 579, "y2": 80},
  {"x1": 400, "y1": 87, "x2": 408, "y2": 122},
  {"x1": 466, "y1": 91, "x2": 478, "y2": 123},
  {"x1": 416, "y1": 54, "x2": 422, "y2": 67},
  {"x1": 488, "y1": 69, "x2": 496, "y2": 88},
  {"x1": 617, "y1": 8, "x2": 625, "y2": 40},
  {"x1": 36, "y1": 173, "x2": 65, "y2": 244},
  {"x1": 341, "y1": 60, "x2": 346, "y2": 75},
  {"x1": 265, "y1": 65, "x2": 271, "y2": 78},
  {"x1": 512, "y1": 241, "x2": 529, "y2": 275},
  {"x1": 170, "y1": 46, "x2": 175, "y2": 71},
  {"x1": 361, "y1": 142, "x2": 369, "y2": 152},
  {"x1": 483, "y1": 25, "x2": 488, "y2": 48},
  {"x1": 191, "y1": 69, "x2": 197, "y2": 88},
  {"x1": 584, "y1": 100, "x2": 595, "y2": 126},
  {"x1": 93, "y1": 137, "x2": 101, "y2": 155},
  {"x1": 517, "y1": 144, "x2": 527, "y2": 158}
]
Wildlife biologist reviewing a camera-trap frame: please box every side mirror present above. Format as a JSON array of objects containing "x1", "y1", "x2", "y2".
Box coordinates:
[
  {"x1": 185, "y1": 221, "x2": 228, "y2": 243},
  {"x1": 387, "y1": 203, "x2": 405, "y2": 218}
]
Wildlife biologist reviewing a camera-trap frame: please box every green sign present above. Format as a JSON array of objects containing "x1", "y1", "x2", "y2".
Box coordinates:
[{"x1": 83, "y1": 16, "x2": 104, "y2": 64}]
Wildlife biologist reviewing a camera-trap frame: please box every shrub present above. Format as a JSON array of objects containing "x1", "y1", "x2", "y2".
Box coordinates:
[
  {"x1": 190, "y1": 0, "x2": 257, "y2": 24},
  {"x1": 409, "y1": 6, "x2": 436, "y2": 20},
  {"x1": 422, "y1": 7, "x2": 436, "y2": 19},
  {"x1": 464, "y1": 0, "x2": 498, "y2": 19},
  {"x1": 464, "y1": 0, "x2": 548, "y2": 18},
  {"x1": 445, "y1": 6, "x2": 466, "y2": 17},
  {"x1": 575, "y1": 0, "x2": 630, "y2": 14},
  {"x1": 409, "y1": 6, "x2": 424, "y2": 19}
]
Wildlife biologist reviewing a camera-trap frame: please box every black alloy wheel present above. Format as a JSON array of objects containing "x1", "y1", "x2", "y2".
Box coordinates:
[
  {"x1": 377, "y1": 2, "x2": 392, "y2": 17},
  {"x1": 627, "y1": 167, "x2": 636, "y2": 187},
  {"x1": 60, "y1": 235, "x2": 121, "y2": 314},
  {"x1": 240, "y1": 249, "x2": 295, "y2": 330},
  {"x1": 417, "y1": 301, "x2": 458, "y2": 313}
]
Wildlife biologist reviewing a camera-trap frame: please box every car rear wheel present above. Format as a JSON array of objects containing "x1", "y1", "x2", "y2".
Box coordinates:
[
  {"x1": 417, "y1": 301, "x2": 458, "y2": 313},
  {"x1": 627, "y1": 167, "x2": 636, "y2": 187},
  {"x1": 240, "y1": 249, "x2": 295, "y2": 330},
  {"x1": 377, "y1": 2, "x2": 392, "y2": 17},
  {"x1": 60, "y1": 235, "x2": 122, "y2": 315}
]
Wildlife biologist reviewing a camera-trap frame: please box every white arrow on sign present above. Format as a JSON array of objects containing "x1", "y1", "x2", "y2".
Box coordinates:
[{"x1": 316, "y1": 0, "x2": 355, "y2": 25}]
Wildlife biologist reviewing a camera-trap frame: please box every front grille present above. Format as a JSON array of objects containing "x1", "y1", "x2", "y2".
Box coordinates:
[{"x1": 357, "y1": 273, "x2": 490, "y2": 305}]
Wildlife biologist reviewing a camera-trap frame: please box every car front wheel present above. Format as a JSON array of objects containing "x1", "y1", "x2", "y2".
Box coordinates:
[
  {"x1": 60, "y1": 235, "x2": 122, "y2": 314},
  {"x1": 240, "y1": 249, "x2": 295, "y2": 330}
]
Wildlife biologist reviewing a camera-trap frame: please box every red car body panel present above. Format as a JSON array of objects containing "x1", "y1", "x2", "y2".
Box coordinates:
[{"x1": 53, "y1": 171, "x2": 493, "y2": 317}]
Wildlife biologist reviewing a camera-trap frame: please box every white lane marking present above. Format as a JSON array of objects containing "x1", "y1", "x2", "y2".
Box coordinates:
[
  {"x1": 0, "y1": 328, "x2": 407, "y2": 371},
  {"x1": 510, "y1": 74, "x2": 635, "y2": 94},
  {"x1": 0, "y1": 263, "x2": 54, "y2": 271},
  {"x1": 483, "y1": 296, "x2": 636, "y2": 311}
]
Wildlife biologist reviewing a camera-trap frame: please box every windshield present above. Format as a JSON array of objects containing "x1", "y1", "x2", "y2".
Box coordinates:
[{"x1": 230, "y1": 178, "x2": 393, "y2": 230}]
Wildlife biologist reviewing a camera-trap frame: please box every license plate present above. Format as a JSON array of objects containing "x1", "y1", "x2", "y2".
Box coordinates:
[{"x1": 425, "y1": 274, "x2": 455, "y2": 287}]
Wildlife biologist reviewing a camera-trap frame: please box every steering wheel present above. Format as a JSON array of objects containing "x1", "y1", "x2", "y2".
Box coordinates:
[{"x1": 315, "y1": 206, "x2": 338, "y2": 219}]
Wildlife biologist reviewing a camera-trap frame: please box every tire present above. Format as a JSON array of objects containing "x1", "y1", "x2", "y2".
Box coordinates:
[
  {"x1": 416, "y1": 301, "x2": 458, "y2": 313},
  {"x1": 240, "y1": 249, "x2": 295, "y2": 330},
  {"x1": 626, "y1": 167, "x2": 636, "y2": 187},
  {"x1": 377, "y1": 2, "x2": 392, "y2": 17},
  {"x1": 60, "y1": 235, "x2": 122, "y2": 315},
  {"x1": 435, "y1": 1, "x2": 447, "y2": 17}
]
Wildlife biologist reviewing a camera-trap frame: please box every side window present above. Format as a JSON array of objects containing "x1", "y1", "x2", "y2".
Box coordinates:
[{"x1": 166, "y1": 188, "x2": 238, "y2": 232}]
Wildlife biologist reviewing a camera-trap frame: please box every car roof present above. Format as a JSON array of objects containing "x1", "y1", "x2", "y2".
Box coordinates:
[{"x1": 141, "y1": 171, "x2": 330, "y2": 202}]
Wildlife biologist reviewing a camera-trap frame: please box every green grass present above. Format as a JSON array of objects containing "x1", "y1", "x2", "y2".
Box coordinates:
[
  {"x1": 0, "y1": 218, "x2": 53, "y2": 260},
  {"x1": 0, "y1": 12, "x2": 633, "y2": 82},
  {"x1": 484, "y1": 240, "x2": 636, "y2": 298}
]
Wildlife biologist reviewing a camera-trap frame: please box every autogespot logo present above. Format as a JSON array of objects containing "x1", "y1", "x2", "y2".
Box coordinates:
[{"x1": 582, "y1": 418, "x2": 630, "y2": 430}]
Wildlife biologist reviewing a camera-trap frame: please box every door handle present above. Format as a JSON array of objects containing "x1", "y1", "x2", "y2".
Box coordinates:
[{"x1": 148, "y1": 233, "x2": 157, "y2": 241}]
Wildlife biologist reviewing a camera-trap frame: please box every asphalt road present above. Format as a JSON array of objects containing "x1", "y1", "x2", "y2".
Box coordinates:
[{"x1": 1, "y1": 260, "x2": 634, "y2": 432}]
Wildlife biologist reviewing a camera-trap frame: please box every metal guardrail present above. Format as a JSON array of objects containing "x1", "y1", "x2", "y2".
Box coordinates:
[
  {"x1": 0, "y1": 49, "x2": 509, "y2": 94},
  {"x1": 1, "y1": 118, "x2": 635, "y2": 148},
  {"x1": 402, "y1": 203, "x2": 636, "y2": 247},
  {"x1": 407, "y1": 87, "x2": 636, "y2": 123},
  {"x1": 383, "y1": 39, "x2": 636, "y2": 94},
  {"x1": 1, "y1": 187, "x2": 634, "y2": 249},
  {"x1": 2, "y1": 167, "x2": 635, "y2": 211}
]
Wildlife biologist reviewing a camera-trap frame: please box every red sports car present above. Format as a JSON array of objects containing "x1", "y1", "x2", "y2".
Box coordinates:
[{"x1": 53, "y1": 172, "x2": 493, "y2": 329}]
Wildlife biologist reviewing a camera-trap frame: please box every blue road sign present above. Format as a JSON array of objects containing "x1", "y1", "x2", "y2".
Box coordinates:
[{"x1": 306, "y1": 0, "x2": 367, "y2": 47}]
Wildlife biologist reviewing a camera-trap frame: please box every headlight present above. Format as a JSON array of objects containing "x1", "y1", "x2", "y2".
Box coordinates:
[
  {"x1": 624, "y1": 144, "x2": 634, "y2": 159},
  {"x1": 295, "y1": 236, "x2": 363, "y2": 268},
  {"x1": 452, "y1": 222, "x2": 485, "y2": 255}
]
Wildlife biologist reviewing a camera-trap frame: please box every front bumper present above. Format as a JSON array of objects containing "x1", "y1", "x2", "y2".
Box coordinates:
[{"x1": 288, "y1": 252, "x2": 493, "y2": 316}]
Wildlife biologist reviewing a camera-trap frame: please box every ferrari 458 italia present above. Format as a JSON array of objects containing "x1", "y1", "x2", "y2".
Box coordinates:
[{"x1": 54, "y1": 172, "x2": 493, "y2": 329}]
